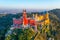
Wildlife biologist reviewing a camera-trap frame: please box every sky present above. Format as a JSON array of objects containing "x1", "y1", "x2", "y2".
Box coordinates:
[{"x1": 0, "y1": 0, "x2": 60, "y2": 9}]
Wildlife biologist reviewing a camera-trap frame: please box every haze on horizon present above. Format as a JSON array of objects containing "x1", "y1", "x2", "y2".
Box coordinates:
[{"x1": 0, "y1": 0, "x2": 60, "y2": 10}]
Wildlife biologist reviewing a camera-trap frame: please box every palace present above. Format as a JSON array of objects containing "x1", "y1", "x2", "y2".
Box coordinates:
[{"x1": 12, "y1": 9, "x2": 50, "y2": 31}]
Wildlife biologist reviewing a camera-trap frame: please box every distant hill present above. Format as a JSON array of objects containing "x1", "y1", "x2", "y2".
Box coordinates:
[
  {"x1": 0, "y1": 14, "x2": 7, "y2": 17},
  {"x1": 48, "y1": 9, "x2": 60, "y2": 20}
]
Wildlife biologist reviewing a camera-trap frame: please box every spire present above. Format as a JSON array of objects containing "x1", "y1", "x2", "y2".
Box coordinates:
[{"x1": 23, "y1": 9, "x2": 27, "y2": 18}]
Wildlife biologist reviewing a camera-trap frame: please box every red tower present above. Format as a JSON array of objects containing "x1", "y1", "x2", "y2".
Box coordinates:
[{"x1": 23, "y1": 9, "x2": 28, "y2": 27}]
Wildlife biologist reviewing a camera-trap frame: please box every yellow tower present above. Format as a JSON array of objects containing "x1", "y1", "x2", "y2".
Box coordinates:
[
  {"x1": 33, "y1": 14, "x2": 35, "y2": 19},
  {"x1": 39, "y1": 15, "x2": 44, "y2": 21},
  {"x1": 44, "y1": 12, "x2": 50, "y2": 25},
  {"x1": 35, "y1": 13, "x2": 38, "y2": 21}
]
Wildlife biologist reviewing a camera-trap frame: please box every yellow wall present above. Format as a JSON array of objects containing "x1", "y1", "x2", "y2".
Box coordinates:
[{"x1": 34, "y1": 12, "x2": 50, "y2": 25}]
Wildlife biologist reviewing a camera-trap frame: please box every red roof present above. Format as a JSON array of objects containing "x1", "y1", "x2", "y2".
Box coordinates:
[
  {"x1": 30, "y1": 19, "x2": 36, "y2": 26},
  {"x1": 13, "y1": 19, "x2": 22, "y2": 24}
]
